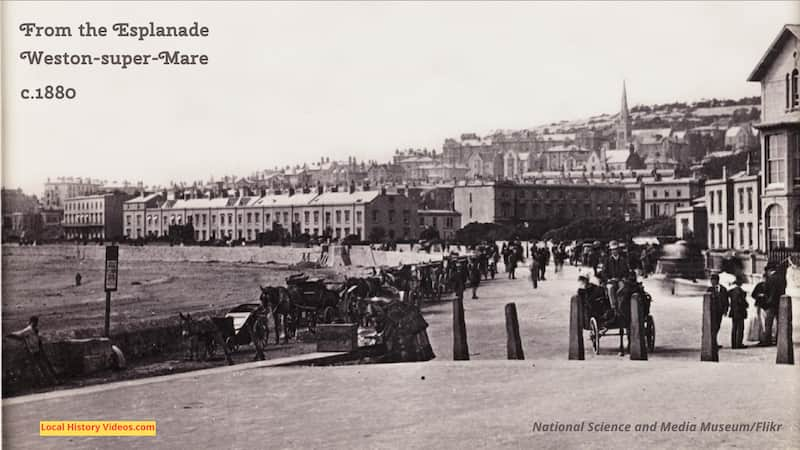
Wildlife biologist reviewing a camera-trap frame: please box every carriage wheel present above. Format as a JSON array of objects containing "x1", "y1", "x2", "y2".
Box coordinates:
[
  {"x1": 321, "y1": 306, "x2": 336, "y2": 324},
  {"x1": 589, "y1": 317, "x2": 600, "y2": 354},
  {"x1": 645, "y1": 315, "x2": 655, "y2": 352}
]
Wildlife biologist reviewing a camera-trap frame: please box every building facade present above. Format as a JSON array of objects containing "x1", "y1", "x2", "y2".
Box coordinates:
[
  {"x1": 641, "y1": 176, "x2": 702, "y2": 219},
  {"x1": 62, "y1": 192, "x2": 129, "y2": 241},
  {"x1": 128, "y1": 189, "x2": 420, "y2": 242},
  {"x1": 42, "y1": 177, "x2": 103, "y2": 209},
  {"x1": 748, "y1": 24, "x2": 800, "y2": 251},
  {"x1": 418, "y1": 210, "x2": 461, "y2": 240},
  {"x1": 453, "y1": 181, "x2": 628, "y2": 225}
]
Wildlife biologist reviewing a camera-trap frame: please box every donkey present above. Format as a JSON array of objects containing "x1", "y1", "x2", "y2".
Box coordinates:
[
  {"x1": 259, "y1": 286, "x2": 295, "y2": 344},
  {"x1": 178, "y1": 313, "x2": 234, "y2": 365}
]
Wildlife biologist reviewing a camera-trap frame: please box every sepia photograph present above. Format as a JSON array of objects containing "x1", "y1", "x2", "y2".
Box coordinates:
[{"x1": 1, "y1": 1, "x2": 798, "y2": 448}]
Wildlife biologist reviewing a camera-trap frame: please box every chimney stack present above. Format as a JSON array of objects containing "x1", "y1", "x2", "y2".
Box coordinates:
[{"x1": 349, "y1": 180, "x2": 356, "y2": 194}]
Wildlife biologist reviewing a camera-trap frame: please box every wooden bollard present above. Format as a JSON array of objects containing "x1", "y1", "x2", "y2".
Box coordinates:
[
  {"x1": 629, "y1": 293, "x2": 647, "y2": 361},
  {"x1": 453, "y1": 295, "x2": 469, "y2": 360},
  {"x1": 701, "y1": 293, "x2": 718, "y2": 362},
  {"x1": 505, "y1": 303, "x2": 524, "y2": 360},
  {"x1": 568, "y1": 295, "x2": 584, "y2": 360},
  {"x1": 776, "y1": 295, "x2": 794, "y2": 365}
]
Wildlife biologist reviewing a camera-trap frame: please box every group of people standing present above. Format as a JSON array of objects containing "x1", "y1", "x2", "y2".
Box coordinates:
[{"x1": 707, "y1": 260, "x2": 789, "y2": 350}]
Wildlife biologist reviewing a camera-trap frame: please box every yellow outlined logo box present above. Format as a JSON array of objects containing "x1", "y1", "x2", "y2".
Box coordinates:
[{"x1": 40, "y1": 421, "x2": 156, "y2": 436}]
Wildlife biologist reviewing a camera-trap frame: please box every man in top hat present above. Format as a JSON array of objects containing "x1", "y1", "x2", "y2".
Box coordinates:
[
  {"x1": 727, "y1": 276, "x2": 748, "y2": 349},
  {"x1": 707, "y1": 272, "x2": 729, "y2": 349}
]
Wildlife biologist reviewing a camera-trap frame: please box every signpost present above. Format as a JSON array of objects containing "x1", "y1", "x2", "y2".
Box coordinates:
[{"x1": 104, "y1": 245, "x2": 119, "y2": 337}]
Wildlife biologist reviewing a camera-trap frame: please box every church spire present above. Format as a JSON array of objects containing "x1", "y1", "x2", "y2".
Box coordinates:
[
  {"x1": 621, "y1": 80, "x2": 629, "y2": 119},
  {"x1": 616, "y1": 80, "x2": 632, "y2": 150}
]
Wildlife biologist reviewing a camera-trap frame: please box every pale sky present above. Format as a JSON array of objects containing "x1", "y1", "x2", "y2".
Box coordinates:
[{"x1": 2, "y1": 1, "x2": 798, "y2": 196}]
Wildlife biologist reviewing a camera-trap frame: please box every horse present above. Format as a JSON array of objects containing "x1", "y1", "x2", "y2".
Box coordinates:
[
  {"x1": 178, "y1": 313, "x2": 234, "y2": 365},
  {"x1": 259, "y1": 285, "x2": 295, "y2": 344}
]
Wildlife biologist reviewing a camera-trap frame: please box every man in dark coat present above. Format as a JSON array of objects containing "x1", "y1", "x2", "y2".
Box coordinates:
[
  {"x1": 599, "y1": 241, "x2": 631, "y2": 282},
  {"x1": 707, "y1": 273, "x2": 729, "y2": 349},
  {"x1": 727, "y1": 277, "x2": 748, "y2": 349},
  {"x1": 507, "y1": 248, "x2": 518, "y2": 280},
  {"x1": 529, "y1": 256, "x2": 540, "y2": 289},
  {"x1": 469, "y1": 258, "x2": 481, "y2": 299},
  {"x1": 761, "y1": 262, "x2": 785, "y2": 346}
]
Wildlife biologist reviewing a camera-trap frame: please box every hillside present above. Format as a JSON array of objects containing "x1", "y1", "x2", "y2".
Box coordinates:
[{"x1": 530, "y1": 96, "x2": 760, "y2": 135}]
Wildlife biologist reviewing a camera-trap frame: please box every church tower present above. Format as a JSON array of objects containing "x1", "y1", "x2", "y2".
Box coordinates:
[{"x1": 616, "y1": 81, "x2": 631, "y2": 150}]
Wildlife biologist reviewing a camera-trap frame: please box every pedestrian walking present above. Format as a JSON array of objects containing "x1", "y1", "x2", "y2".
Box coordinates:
[
  {"x1": 508, "y1": 250, "x2": 518, "y2": 280},
  {"x1": 529, "y1": 256, "x2": 539, "y2": 289},
  {"x1": 707, "y1": 273, "x2": 729, "y2": 349},
  {"x1": 728, "y1": 277, "x2": 748, "y2": 349},
  {"x1": 469, "y1": 259, "x2": 481, "y2": 299},
  {"x1": 501, "y1": 244, "x2": 509, "y2": 273},
  {"x1": 5, "y1": 316, "x2": 58, "y2": 385}
]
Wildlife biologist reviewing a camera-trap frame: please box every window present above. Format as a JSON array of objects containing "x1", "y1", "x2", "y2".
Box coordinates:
[
  {"x1": 356, "y1": 211, "x2": 362, "y2": 224},
  {"x1": 254, "y1": 213, "x2": 258, "y2": 223},
  {"x1": 335, "y1": 211, "x2": 342, "y2": 224},
  {"x1": 709, "y1": 191, "x2": 715, "y2": 214},
  {"x1": 652, "y1": 190, "x2": 657, "y2": 198},
  {"x1": 738, "y1": 188, "x2": 744, "y2": 212},
  {"x1": 717, "y1": 190, "x2": 722, "y2": 214},
  {"x1": 220, "y1": 215, "x2": 225, "y2": 225},
  {"x1": 247, "y1": 213, "x2": 253, "y2": 224},
  {"x1": 293, "y1": 213, "x2": 299, "y2": 224},
  {"x1": 237, "y1": 214, "x2": 242, "y2": 224},
  {"x1": 766, "y1": 133, "x2": 787, "y2": 185},
  {"x1": 739, "y1": 223, "x2": 744, "y2": 248},
  {"x1": 794, "y1": 133, "x2": 800, "y2": 184},
  {"x1": 344, "y1": 211, "x2": 350, "y2": 223},
  {"x1": 304, "y1": 212, "x2": 310, "y2": 224},
  {"x1": 676, "y1": 190, "x2": 682, "y2": 198},
  {"x1": 313, "y1": 211, "x2": 319, "y2": 225},
  {"x1": 766, "y1": 204, "x2": 786, "y2": 250},
  {"x1": 717, "y1": 224, "x2": 723, "y2": 247},
  {"x1": 746, "y1": 188, "x2": 753, "y2": 212},
  {"x1": 664, "y1": 190, "x2": 669, "y2": 198},
  {"x1": 792, "y1": 69, "x2": 799, "y2": 108},
  {"x1": 264, "y1": 213, "x2": 270, "y2": 224},
  {"x1": 709, "y1": 224, "x2": 715, "y2": 248},
  {"x1": 787, "y1": 73, "x2": 791, "y2": 109},
  {"x1": 747, "y1": 222, "x2": 754, "y2": 247},
  {"x1": 228, "y1": 213, "x2": 233, "y2": 225}
]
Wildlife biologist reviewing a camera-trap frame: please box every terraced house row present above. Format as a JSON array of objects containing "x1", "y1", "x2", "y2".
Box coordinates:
[{"x1": 122, "y1": 187, "x2": 419, "y2": 242}]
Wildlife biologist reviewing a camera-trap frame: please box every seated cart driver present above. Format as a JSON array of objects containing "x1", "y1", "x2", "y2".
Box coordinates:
[{"x1": 599, "y1": 240, "x2": 632, "y2": 316}]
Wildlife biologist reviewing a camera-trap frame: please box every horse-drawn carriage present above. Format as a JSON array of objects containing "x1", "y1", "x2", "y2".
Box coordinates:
[
  {"x1": 285, "y1": 273, "x2": 342, "y2": 326},
  {"x1": 582, "y1": 279, "x2": 656, "y2": 355},
  {"x1": 222, "y1": 303, "x2": 270, "y2": 352}
]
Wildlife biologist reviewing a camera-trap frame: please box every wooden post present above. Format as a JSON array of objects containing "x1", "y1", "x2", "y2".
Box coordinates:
[
  {"x1": 505, "y1": 303, "x2": 524, "y2": 360},
  {"x1": 776, "y1": 295, "x2": 794, "y2": 365},
  {"x1": 701, "y1": 293, "x2": 718, "y2": 362},
  {"x1": 568, "y1": 295, "x2": 584, "y2": 360},
  {"x1": 629, "y1": 293, "x2": 647, "y2": 360},
  {"x1": 103, "y1": 291, "x2": 111, "y2": 338},
  {"x1": 453, "y1": 295, "x2": 469, "y2": 360}
]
